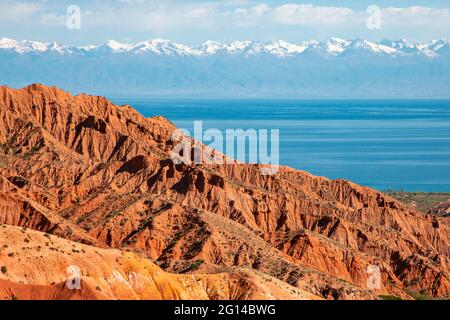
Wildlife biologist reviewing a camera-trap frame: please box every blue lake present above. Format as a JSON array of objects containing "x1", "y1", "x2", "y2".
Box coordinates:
[{"x1": 110, "y1": 98, "x2": 450, "y2": 192}]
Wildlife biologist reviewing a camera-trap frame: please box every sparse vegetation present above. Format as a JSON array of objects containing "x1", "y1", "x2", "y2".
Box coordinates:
[
  {"x1": 188, "y1": 259, "x2": 204, "y2": 271},
  {"x1": 386, "y1": 191, "x2": 450, "y2": 213},
  {"x1": 1, "y1": 266, "x2": 7, "y2": 274},
  {"x1": 407, "y1": 289, "x2": 434, "y2": 300},
  {"x1": 378, "y1": 295, "x2": 402, "y2": 300}
]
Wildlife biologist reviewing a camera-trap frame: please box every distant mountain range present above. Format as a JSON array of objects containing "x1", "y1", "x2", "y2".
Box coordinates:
[{"x1": 1, "y1": 37, "x2": 450, "y2": 97}]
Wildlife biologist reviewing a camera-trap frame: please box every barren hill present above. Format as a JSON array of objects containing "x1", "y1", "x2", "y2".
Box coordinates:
[{"x1": 0, "y1": 84, "x2": 448, "y2": 300}]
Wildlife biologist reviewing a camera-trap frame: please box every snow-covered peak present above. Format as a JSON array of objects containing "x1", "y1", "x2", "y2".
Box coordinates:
[
  {"x1": 324, "y1": 37, "x2": 351, "y2": 55},
  {"x1": 196, "y1": 40, "x2": 259, "y2": 55},
  {"x1": 0, "y1": 37, "x2": 18, "y2": 50},
  {"x1": 133, "y1": 39, "x2": 194, "y2": 55},
  {"x1": 225, "y1": 41, "x2": 254, "y2": 54},
  {"x1": 18, "y1": 40, "x2": 48, "y2": 52},
  {"x1": 329, "y1": 37, "x2": 350, "y2": 44},
  {"x1": 383, "y1": 38, "x2": 414, "y2": 49},
  {"x1": 348, "y1": 39, "x2": 399, "y2": 55},
  {"x1": 433, "y1": 39, "x2": 450, "y2": 55},
  {"x1": 197, "y1": 40, "x2": 225, "y2": 55},
  {"x1": 0, "y1": 38, "x2": 48, "y2": 53},
  {"x1": 104, "y1": 40, "x2": 133, "y2": 52},
  {"x1": 420, "y1": 39, "x2": 450, "y2": 52},
  {"x1": 0, "y1": 38, "x2": 70, "y2": 54},
  {"x1": 198, "y1": 40, "x2": 307, "y2": 57},
  {"x1": 46, "y1": 42, "x2": 67, "y2": 54},
  {"x1": 88, "y1": 39, "x2": 195, "y2": 55},
  {"x1": 264, "y1": 40, "x2": 308, "y2": 57},
  {"x1": 380, "y1": 38, "x2": 418, "y2": 54},
  {"x1": 416, "y1": 39, "x2": 450, "y2": 57}
]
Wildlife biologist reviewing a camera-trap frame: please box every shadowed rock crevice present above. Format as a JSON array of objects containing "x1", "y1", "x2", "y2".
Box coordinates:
[{"x1": 117, "y1": 155, "x2": 149, "y2": 174}]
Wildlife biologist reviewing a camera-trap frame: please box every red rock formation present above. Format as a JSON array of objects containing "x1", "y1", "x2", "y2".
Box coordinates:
[
  {"x1": 0, "y1": 225, "x2": 317, "y2": 300},
  {"x1": 0, "y1": 84, "x2": 448, "y2": 300}
]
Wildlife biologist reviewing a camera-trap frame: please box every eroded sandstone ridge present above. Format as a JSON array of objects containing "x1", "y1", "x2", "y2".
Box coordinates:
[{"x1": 0, "y1": 84, "x2": 448, "y2": 300}]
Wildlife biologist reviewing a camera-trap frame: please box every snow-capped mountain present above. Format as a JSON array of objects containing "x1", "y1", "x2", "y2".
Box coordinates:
[
  {"x1": 0, "y1": 38, "x2": 49, "y2": 53},
  {"x1": 1, "y1": 37, "x2": 449, "y2": 97},
  {"x1": 1, "y1": 37, "x2": 449, "y2": 57}
]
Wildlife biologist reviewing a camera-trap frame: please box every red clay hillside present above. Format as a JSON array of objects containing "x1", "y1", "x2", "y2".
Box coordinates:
[{"x1": 0, "y1": 84, "x2": 448, "y2": 300}]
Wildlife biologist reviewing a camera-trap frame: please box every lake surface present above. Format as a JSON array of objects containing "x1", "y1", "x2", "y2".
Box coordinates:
[{"x1": 111, "y1": 98, "x2": 450, "y2": 192}]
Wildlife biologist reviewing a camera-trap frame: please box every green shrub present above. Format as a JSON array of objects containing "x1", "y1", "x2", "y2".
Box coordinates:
[
  {"x1": 188, "y1": 259, "x2": 204, "y2": 271},
  {"x1": 407, "y1": 289, "x2": 433, "y2": 300},
  {"x1": 378, "y1": 295, "x2": 402, "y2": 300}
]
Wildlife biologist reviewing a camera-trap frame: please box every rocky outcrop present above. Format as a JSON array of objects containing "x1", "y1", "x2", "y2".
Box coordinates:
[
  {"x1": 0, "y1": 84, "x2": 448, "y2": 300},
  {"x1": 429, "y1": 201, "x2": 450, "y2": 217},
  {"x1": 0, "y1": 225, "x2": 317, "y2": 300}
]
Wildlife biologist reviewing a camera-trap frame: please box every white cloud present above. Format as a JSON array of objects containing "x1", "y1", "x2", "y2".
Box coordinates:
[
  {"x1": 0, "y1": 1, "x2": 449, "y2": 43},
  {"x1": 221, "y1": 4, "x2": 355, "y2": 27},
  {"x1": 382, "y1": 6, "x2": 450, "y2": 25},
  {"x1": 81, "y1": 3, "x2": 448, "y2": 31},
  {"x1": 225, "y1": 4, "x2": 270, "y2": 26},
  {"x1": 272, "y1": 4, "x2": 354, "y2": 26},
  {"x1": 0, "y1": 1, "x2": 41, "y2": 22}
]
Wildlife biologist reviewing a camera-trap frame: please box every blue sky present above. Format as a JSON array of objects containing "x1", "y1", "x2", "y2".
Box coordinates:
[{"x1": 0, "y1": 0, "x2": 449, "y2": 45}]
